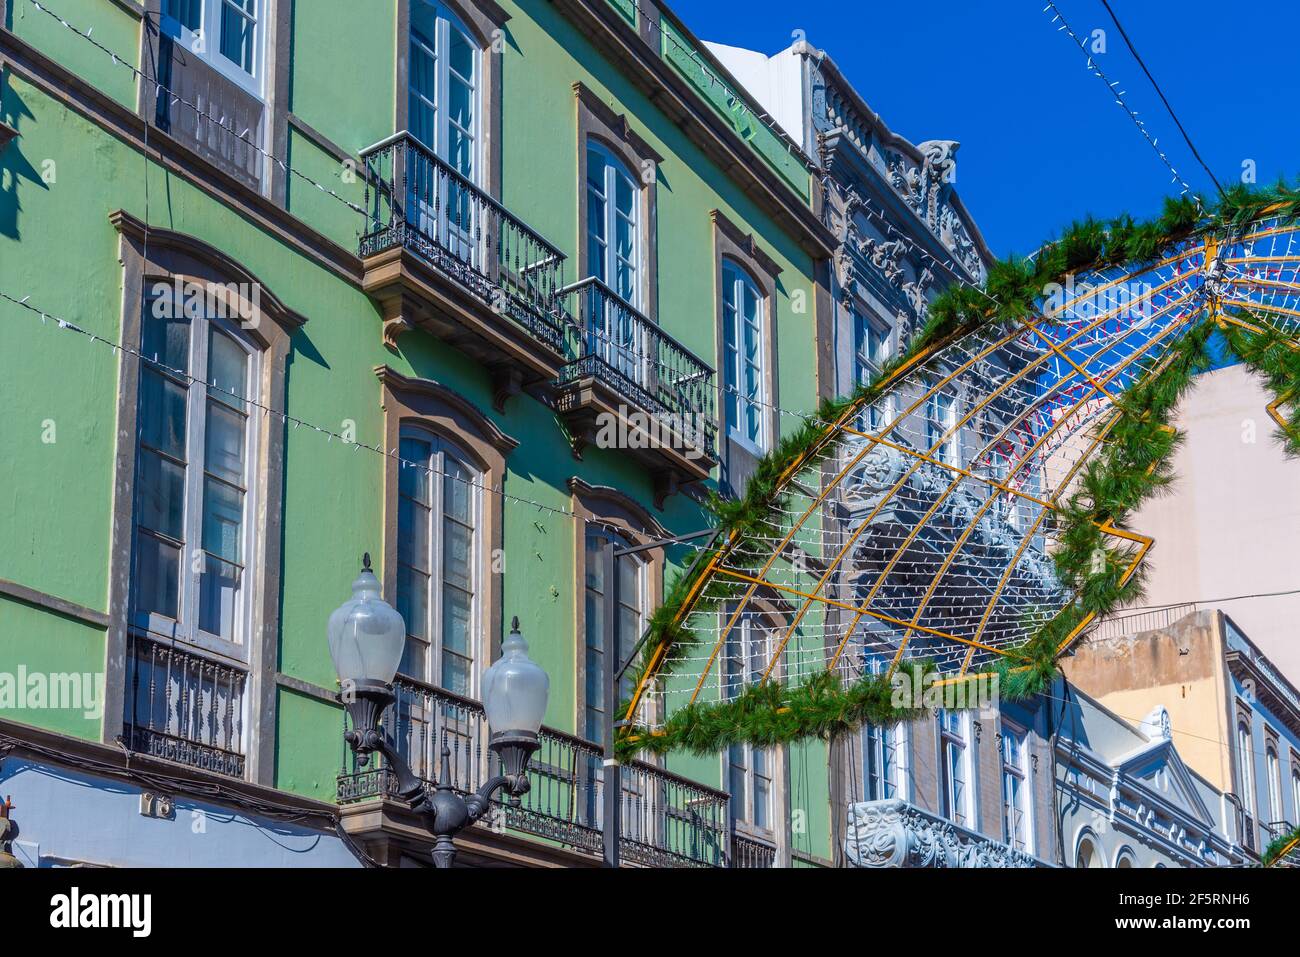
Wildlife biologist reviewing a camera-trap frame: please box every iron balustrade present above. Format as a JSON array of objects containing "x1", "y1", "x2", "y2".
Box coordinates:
[
  {"x1": 1262, "y1": 819, "x2": 1295, "y2": 844},
  {"x1": 731, "y1": 832, "x2": 777, "y2": 868},
  {"x1": 124, "y1": 634, "x2": 247, "y2": 778},
  {"x1": 337, "y1": 677, "x2": 729, "y2": 866},
  {"x1": 619, "y1": 760, "x2": 729, "y2": 867},
  {"x1": 556, "y1": 277, "x2": 718, "y2": 460},
  {"x1": 359, "y1": 131, "x2": 568, "y2": 353}
]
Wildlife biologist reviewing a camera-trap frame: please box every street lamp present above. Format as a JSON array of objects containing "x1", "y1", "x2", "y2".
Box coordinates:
[{"x1": 330, "y1": 554, "x2": 549, "y2": 867}]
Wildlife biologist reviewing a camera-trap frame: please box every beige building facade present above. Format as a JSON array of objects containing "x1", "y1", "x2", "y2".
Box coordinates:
[{"x1": 1114, "y1": 363, "x2": 1300, "y2": 678}]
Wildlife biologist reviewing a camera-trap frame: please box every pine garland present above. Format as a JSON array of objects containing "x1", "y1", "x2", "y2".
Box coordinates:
[
  {"x1": 618, "y1": 182, "x2": 1300, "y2": 759},
  {"x1": 1262, "y1": 824, "x2": 1300, "y2": 867}
]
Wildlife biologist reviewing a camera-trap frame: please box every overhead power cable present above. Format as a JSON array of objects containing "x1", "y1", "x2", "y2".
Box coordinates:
[
  {"x1": 1041, "y1": 1, "x2": 1199, "y2": 204},
  {"x1": 1097, "y1": 0, "x2": 1227, "y2": 199}
]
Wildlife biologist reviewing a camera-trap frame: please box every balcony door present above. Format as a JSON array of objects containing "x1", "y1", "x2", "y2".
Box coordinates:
[
  {"x1": 408, "y1": 1, "x2": 480, "y2": 263},
  {"x1": 585, "y1": 142, "x2": 647, "y2": 386}
]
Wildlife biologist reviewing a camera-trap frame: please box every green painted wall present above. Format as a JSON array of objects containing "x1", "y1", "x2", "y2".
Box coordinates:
[{"x1": 0, "y1": 0, "x2": 832, "y2": 862}]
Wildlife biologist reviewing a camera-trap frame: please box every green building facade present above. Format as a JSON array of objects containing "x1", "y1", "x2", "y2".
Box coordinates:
[{"x1": 0, "y1": 0, "x2": 839, "y2": 866}]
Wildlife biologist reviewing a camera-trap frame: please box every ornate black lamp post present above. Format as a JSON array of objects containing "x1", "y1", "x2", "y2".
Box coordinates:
[{"x1": 329, "y1": 555, "x2": 550, "y2": 868}]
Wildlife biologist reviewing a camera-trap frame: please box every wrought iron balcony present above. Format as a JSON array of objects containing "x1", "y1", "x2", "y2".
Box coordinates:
[
  {"x1": 555, "y1": 278, "x2": 718, "y2": 490},
  {"x1": 358, "y1": 132, "x2": 569, "y2": 385},
  {"x1": 337, "y1": 678, "x2": 729, "y2": 867},
  {"x1": 124, "y1": 634, "x2": 247, "y2": 779},
  {"x1": 731, "y1": 832, "x2": 777, "y2": 868}
]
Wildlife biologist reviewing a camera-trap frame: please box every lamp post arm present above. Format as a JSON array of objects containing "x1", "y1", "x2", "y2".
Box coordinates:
[
  {"x1": 364, "y1": 729, "x2": 432, "y2": 807},
  {"x1": 464, "y1": 774, "x2": 523, "y2": 823}
]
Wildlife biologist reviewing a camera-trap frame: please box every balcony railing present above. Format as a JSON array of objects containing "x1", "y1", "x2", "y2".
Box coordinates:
[
  {"x1": 360, "y1": 131, "x2": 568, "y2": 353},
  {"x1": 337, "y1": 678, "x2": 729, "y2": 866},
  {"x1": 556, "y1": 277, "x2": 717, "y2": 461},
  {"x1": 731, "y1": 832, "x2": 777, "y2": 868},
  {"x1": 125, "y1": 634, "x2": 247, "y2": 778}
]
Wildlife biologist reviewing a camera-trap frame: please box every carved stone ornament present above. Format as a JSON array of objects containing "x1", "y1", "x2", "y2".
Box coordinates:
[{"x1": 846, "y1": 799, "x2": 1045, "y2": 868}]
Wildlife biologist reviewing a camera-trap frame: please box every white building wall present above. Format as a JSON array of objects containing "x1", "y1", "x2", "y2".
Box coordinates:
[
  {"x1": 703, "y1": 41, "x2": 806, "y2": 145},
  {"x1": 2, "y1": 758, "x2": 358, "y2": 867},
  {"x1": 1127, "y1": 363, "x2": 1300, "y2": 679}
]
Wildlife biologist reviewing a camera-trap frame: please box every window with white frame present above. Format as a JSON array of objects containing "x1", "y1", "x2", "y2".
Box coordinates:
[
  {"x1": 1001, "y1": 723, "x2": 1032, "y2": 853},
  {"x1": 724, "y1": 611, "x2": 776, "y2": 831},
  {"x1": 1266, "y1": 742, "x2": 1284, "y2": 825},
  {"x1": 409, "y1": 1, "x2": 479, "y2": 182},
  {"x1": 852, "y1": 302, "x2": 892, "y2": 431},
  {"x1": 582, "y1": 528, "x2": 646, "y2": 830},
  {"x1": 582, "y1": 529, "x2": 645, "y2": 745},
  {"x1": 1237, "y1": 720, "x2": 1255, "y2": 817},
  {"x1": 926, "y1": 390, "x2": 958, "y2": 464},
  {"x1": 722, "y1": 259, "x2": 766, "y2": 451},
  {"x1": 394, "y1": 430, "x2": 481, "y2": 697},
  {"x1": 161, "y1": 0, "x2": 264, "y2": 94},
  {"x1": 1292, "y1": 767, "x2": 1300, "y2": 824},
  {"x1": 132, "y1": 286, "x2": 259, "y2": 653},
  {"x1": 585, "y1": 142, "x2": 641, "y2": 308},
  {"x1": 939, "y1": 709, "x2": 972, "y2": 827},
  {"x1": 583, "y1": 143, "x2": 645, "y2": 384},
  {"x1": 863, "y1": 721, "x2": 906, "y2": 801}
]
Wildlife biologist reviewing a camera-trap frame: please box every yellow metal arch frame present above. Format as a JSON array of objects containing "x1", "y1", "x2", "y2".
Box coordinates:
[{"x1": 624, "y1": 218, "x2": 1300, "y2": 733}]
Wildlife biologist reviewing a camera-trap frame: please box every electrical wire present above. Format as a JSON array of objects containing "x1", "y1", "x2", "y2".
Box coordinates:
[
  {"x1": 1097, "y1": 0, "x2": 1227, "y2": 199},
  {"x1": 1041, "y1": 1, "x2": 1199, "y2": 202},
  {"x1": 1103, "y1": 587, "x2": 1300, "y2": 615}
]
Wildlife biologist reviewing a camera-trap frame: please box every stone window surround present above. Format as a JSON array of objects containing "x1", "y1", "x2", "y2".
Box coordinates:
[
  {"x1": 376, "y1": 366, "x2": 517, "y2": 684},
  {"x1": 569, "y1": 476, "x2": 667, "y2": 737},
  {"x1": 105, "y1": 209, "x2": 305, "y2": 786},
  {"x1": 394, "y1": 0, "x2": 509, "y2": 199},
  {"x1": 712, "y1": 208, "x2": 781, "y2": 460},
  {"x1": 574, "y1": 81, "x2": 662, "y2": 321}
]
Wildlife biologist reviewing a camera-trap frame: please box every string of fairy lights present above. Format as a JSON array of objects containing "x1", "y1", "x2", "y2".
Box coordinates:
[
  {"x1": 14, "y1": 0, "x2": 1018, "y2": 441},
  {"x1": 22, "y1": 0, "x2": 368, "y2": 217},
  {"x1": 1041, "y1": 0, "x2": 1200, "y2": 202},
  {"x1": 9, "y1": 2, "x2": 1279, "y2": 673}
]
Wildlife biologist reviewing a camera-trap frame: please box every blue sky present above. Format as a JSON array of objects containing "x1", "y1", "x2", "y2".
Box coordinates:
[{"x1": 675, "y1": 0, "x2": 1300, "y2": 259}]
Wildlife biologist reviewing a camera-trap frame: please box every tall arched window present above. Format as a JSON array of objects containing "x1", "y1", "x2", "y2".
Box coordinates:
[
  {"x1": 409, "y1": 1, "x2": 480, "y2": 183},
  {"x1": 132, "y1": 283, "x2": 261, "y2": 649},
  {"x1": 1001, "y1": 723, "x2": 1032, "y2": 854},
  {"x1": 722, "y1": 259, "x2": 766, "y2": 451},
  {"x1": 1237, "y1": 721, "x2": 1256, "y2": 814},
  {"x1": 585, "y1": 142, "x2": 641, "y2": 308},
  {"x1": 1266, "y1": 744, "x2": 1283, "y2": 824},
  {"x1": 582, "y1": 526, "x2": 646, "y2": 745},
  {"x1": 395, "y1": 428, "x2": 481, "y2": 696},
  {"x1": 939, "y1": 709, "x2": 972, "y2": 827},
  {"x1": 1076, "y1": 833, "x2": 1102, "y2": 868},
  {"x1": 852, "y1": 300, "x2": 892, "y2": 431},
  {"x1": 863, "y1": 721, "x2": 907, "y2": 802},
  {"x1": 723, "y1": 609, "x2": 777, "y2": 832}
]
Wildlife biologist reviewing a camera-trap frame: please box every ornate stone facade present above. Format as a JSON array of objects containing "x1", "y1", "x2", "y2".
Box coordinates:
[{"x1": 846, "y1": 799, "x2": 1046, "y2": 868}]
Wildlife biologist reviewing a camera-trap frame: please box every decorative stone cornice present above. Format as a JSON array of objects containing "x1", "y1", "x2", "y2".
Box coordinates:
[
  {"x1": 845, "y1": 799, "x2": 1049, "y2": 868},
  {"x1": 374, "y1": 366, "x2": 519, "y2": 454}
]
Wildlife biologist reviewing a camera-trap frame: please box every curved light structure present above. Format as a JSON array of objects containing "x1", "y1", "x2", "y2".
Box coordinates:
[{"x1": 626, "y1": 216, "x2": 1300, "y2": 730}]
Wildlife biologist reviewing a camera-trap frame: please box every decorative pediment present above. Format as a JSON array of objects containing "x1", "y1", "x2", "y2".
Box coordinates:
[{"x1": 1115, "y1": 737, "x2": 1213, "y2": 829}]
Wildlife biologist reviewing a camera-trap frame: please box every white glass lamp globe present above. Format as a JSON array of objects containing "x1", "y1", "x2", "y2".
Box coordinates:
[
  {"x1": 482, "y1": 617, "x2": 549, "y2": 736},
  {"x1": 327, "y1": 554, "x2": 406, "y2": 687}
]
